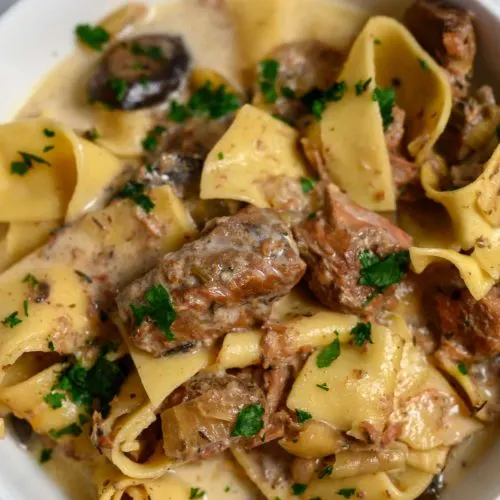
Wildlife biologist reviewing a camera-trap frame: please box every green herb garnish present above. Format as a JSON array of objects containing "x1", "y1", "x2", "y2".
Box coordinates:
[
  {"x1": 84, "y1": 128, "x2": 100, "y2": 141},
  {"x1": 130, "y1": 42, "x2": 163, "y2": 59},
  {"x1": 316, "y1": 335, "x2": 341, "y2": 368},
  {"x1": 48, "y1": 423, "x2": 82, "y2": 439},
  {"x1": 189, "y1": 487, "x2": 205, "y2": 499},
  {"x1": 39, "y1": 448, "x2": 53, "y2": 464},
  {"x1": 131, "y1": 284, "x2": 177, "y2": 339},
  {"x1": 259, "y1": 59, "x2": 280, "y2": 103},
  {"x1": 318, "y1": 465, "x2": 333, "y2": 479},
  {"x1": 217, "y1": 151, "x2": 225, "y2": 160},
  {"x1": 316, "y1": 382, "x2": 329, "y2": 391},
  {"x1": 231, "y1": 403, "x2": 265, "y2": 437},
  {"x1": 281, "y1": 86, "x2": 296, "y2": 99},
  {"x1": 118, "y1": 182, "x2": 155, "y2": 213},
  {"x1": 43, "y1": 392, "x2": 66, "y2": 409},
  {"x1": 295, "y1": 409, "x2": 312, "y2": 423},
  {"x1": 358, "y1": 249, "x2": 410, "y2": 298},
  {"x1": 23, "y1": 299, "x2": 29, "y2": 317},
  {"x1": 141, "y1": 125, "x2": 166, "y2": 152},
  {"x1": 300, "y1": 177, "x2": 317, "y2": 193},
  {"x1": 23, "y1": 273, "x2": 39, "y2": 287},
  {"x1": 43, "y1": 145, "x2": 54, "y2": 153},
  {"x1": 109, "y1": 78, "x2": 127, "y2": 102},
  {"x1": 458, "y1": 361, "x2": 468, "y2": 375},
  {"x1": 43, "y1": 128, "x2": 55, "y2": 138},
  {"x1": 355, "y1": 77, "x2": 372, "y2": 96},
  {"x1": 75, "y1": 24, "x2": 110, "y2": 51},
  {"x1": 337, "y1": 489, "x2": 356, "y2": 498},
  {"x1": 372, "y1": 87, "x2": 396, "y2": 130},
  {"x1": 350, "y1": 321, "x2": 373, "y2": 347},
  {"x1": 48, "y1": 340, "x2": 55, "y2": 352},
  {"x1": 291, "y1": 483, "x2": 307, "y2": 496},
  {"x1": 11, "y1": 151, "x2": 51, "y2": 176},
  {"x1": 419, "y1": 58, "x2": 430, "y2": 71},
  {"x1": 1, "y1": 312, "x2": 22, "y2": 328},
  {"x1": 301, "y1": 81, "x2": 347, "y2": 120}
]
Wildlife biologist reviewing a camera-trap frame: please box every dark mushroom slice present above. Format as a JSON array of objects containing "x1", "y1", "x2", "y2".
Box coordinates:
[{"x1": 88, "y1": 35, "x2": 190, "y2": 110}]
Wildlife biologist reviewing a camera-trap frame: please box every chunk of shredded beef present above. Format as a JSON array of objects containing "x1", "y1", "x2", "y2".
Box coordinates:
[
  {"x1": 293, "y1": 184, "x2": 412, "y2": 315},
  {"x1": 117, "y1": 206, "x2": 306, "y2": 356}
]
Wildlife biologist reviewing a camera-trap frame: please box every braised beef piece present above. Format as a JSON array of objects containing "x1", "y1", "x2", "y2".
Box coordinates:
[
  {"x1": 88, "y1": 35, "x2": 190, "y2": 110},
  {"x1": 404, "y1": 0, "x2": 476, "y2": 99},
  {"x1": 437, "y1": 86, "x2": 500, "y2": 169},
  {"x1": 253, "y1": 41, "x2": 344, "y2": 124},
  {"x1": 117, "y1": 206, "x2": 306, "y2": 356},
  {"x1": 293, "y1": 184, "x2": 412, "y2": 315},
  {"x1": 427, "y1": 267, "x2": 500, "y2": 356},
  {"x1": 161, "y1": 365, "x2": 300, "y2": 462}
]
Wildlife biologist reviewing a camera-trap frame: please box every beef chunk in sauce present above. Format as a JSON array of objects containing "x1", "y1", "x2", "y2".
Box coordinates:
[
  {"x1": 88, "y1": 35, "x2": 189, "y2": 110},
  {"x1": 253, "y1": 41, "x2": 344, "y2": 124},
  {"x1": 293, "y1": 184, "x2": 412, "y2": 315},
  {"x1": 404, "y1": 0, "x2": 476, "y2": 99},
  {"x1": 117, "y1": 206, "x2": 306, "y2": 356}
]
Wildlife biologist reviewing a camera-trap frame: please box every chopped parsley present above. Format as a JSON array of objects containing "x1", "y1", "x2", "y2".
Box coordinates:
[
  {"x1": 316, "y1": 335, "x2": 341, "y2": 368},
  {"x1": 141, "y1": 125, "x2": 166, "y2": 152},
  {"x1": 11, "y1": 151, "x2": 51, "y2": 176},
  {"x1": 1, "y1": 312, "x2": 22, "y2": 328},
  {"x1": 118, "y1": 182, "x2": 155, "y2": 213},
  {"x1": 189, "y1": 487, "x2": 205, "y2": 499},
  {"x1": 48, "y1": 340, "x2": 55, "y2": 352},
  {"x1": 337, "y1": 488, "x2": 356, "y2": 498},
  {"x1": 355, "y1": 77, "x2": 372, "y2": 96},
  {"x1": 307, "y1": 211, "x2": 317, "y2": 220},
  {"x1": 281, "y1": 86, "x2": 296, "y2": 99},
  {"x1": 84, "y1": 128, "x2": 100, "y2": 141},
  {"x1": 23, "y1": 299, "x2": 29, "y2": 317},
  {"x1": 316, "y1": 382, "x2": 329, "y2": 391},
  {"x1": 231, "y1": 403, "x2": 265, "y2": 437},
  {"x1": 295, "y1": 409, "x2": 312, "y2": 423},
  {"x1": 372, "y1": 87, "x2": 396, "y2": 130},
  {"x1": 318, "y1": 465, "x2": 333, "y2": 479},
  {"x1": 224, "y1": 486, "x2": 231, "y2": 493},
  {"x1": 291, "y1": 483, "x2": 307, "y2": 495},
  {"x1": 457, "y1": 361, "x2": 468, "y2": 375},
  {"x1": 48, "y1": 423, "x2": 82, "y2": 439},
  {"x1": 300, "y1": 177, "x2": 317, "y2": 193},
  {"x1": 358, "y1": 249, "x2": 410, "y2": 298},
  {"x1": 43, "y1": 145, "x2": 54, "y2": 153},
  {"x1": 168, "y1": 81, "x2": 241, "y2": 122},
  {"x1": 301, "y1": 81, "x2": 347, "y2": 120},
  {"x1": 75, "y1": 24, "x2": 110, "y2": 51},
  {"x1": 419, "y1": 58, "x2": 430, "y2": 71},
  {"x1": 131, "y1": 284, "x2": 177, "y2": 340},
  {"x1": 23, "y1": 273, "x2": 39, "y2": 287},
  {"x1": 39, "y1": 448, "x2": 53, "y2": 464},
  {"x1": 130, "y1": 42, "x2": 163, "y2": 59},
  {"x1": 43, "y1": 392, "x2": 66, "y2": 409},
  {"x1": 109, "y1": 78, "x2": 127, "y2": 102},
  {"x1": 374, "y1": 38, "x2": 382, "y2": 45},
  {"x1": 350, "y1": 321, "x2": 373, "y2": 347},
  {"x1": 43, "y1": 128, "x2": 55, "y2": 138},
  {"x1": 259, "y1": 59, "x2": 280, "y2": 103},
  {"x1": 217, "y1": 151, "x2": 225, "y2": 160}
]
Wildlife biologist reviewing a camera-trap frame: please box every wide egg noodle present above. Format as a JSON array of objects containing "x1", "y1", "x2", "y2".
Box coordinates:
[
  {"x1": 319, "y1": 16, "x2": 452, "y2": 211},
  {"x1": 287, "y1": 322, "x2": 404, "y2": 435},
  {"x1": 200, "y1": 104, "x2": 308, "y2": 208}
]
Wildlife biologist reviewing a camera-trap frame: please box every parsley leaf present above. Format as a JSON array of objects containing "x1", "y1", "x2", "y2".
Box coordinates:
[
  {"x1": 300, "y1": 177, "x2": 317, "y2": 193},
  {"x1": 118, "y1": 182, "x2": 155, "y2": 213},
  {"x1": 316, "y1": 335, "x2": 341, "y2": 368},
  {"x1": 231, "y1": 403, "x2": 265, "y2": 437},
  {"x1": 130, "y1": 42, "x2": 163, "y2": 59},
  {"x1": 84, "y1": 128, "x2": 100, "y2": 141},
  {"x1": 109, "y1": 78, "x2": 127, "y2": 102},
  {"x1": 291, "y1": 483, "x2": 307, "y2": 495},
  {"x1": 23, "y1": 273, "x2": 39, "y2": 287},
  {"x1": 189, "y1": 487, "x2": 205, "y2": 499},
  {"x1": 311, "y1": 99, "x2": 326, "y2": 120},
  {"x1": 75, "y1": 24, "x2": 110, "y2": 51},
  {"x1": 295, "y1": 409, "x2": 312, "y2": 423},
  {"x1": 355, "y1": 77, "x2": 372, "y2": 96},
  {"x1": 141, "y1": 125, "x2": 166, "y2": 152},
  {"x1": 11, "y1": 151, "x2": 51, "y2": 176},
  {"x1": 350, "y1": 321, "x2": 373, "y2": 347},
  {"x1": 217, "y1": 151, "x2": 225, "y2": 160},
  {"x1": 39, "y1": 448, "x2": 53, "y2": 464},
  {"x1": 457, "y1": 361, "x2": 468, "y2": 375},
  {"x1": 316, "y1": 382, "x2": 329, "y2": 391},
  {"x1": 259, "y1": 59, "x2": 280, "y2": 103},
  {"x1": 168, "y1": 101, "x2": 191, "y2": 123},
  {"x1": 43, "y1": 128, "x2": 55, "y2": 138},
  {"x1": 1, "y1": 312, "x2": 22, "y2": 328},
  {"x1": 372, "y1": 87, "x2": 396, "y2": 130},
  {"x1": 419, "y1": 58, "x2": 430, "y2": 71},
  {"x1": 358, "y1": 249, "x2": 410, "y2": 297},
  {"x1": 337, "y1": 488, "x2": 356, "y2": 498},
  {"x1": 131, "y1": 284, "x2": 177, "y2": 340},
  {"x1": 318, "y1": 465, "x2": 333, "y2": 478},
  {"x1": 281, "y1": 86, "x2": 296, "y2": 99},
  {"x1": 48, "y1": 340, "x2": 55, "y2": 352},
  {"x1": 43, "y1": 145, "x2": 54, "y2": 153},
  {"x1": 44, "y1": 392, "x2": 66, "y2": 409},
  {"x1": 301, "y1": 81, "x2": 347, "y2": 120},
  {"x1": 48, "y1": 423, "x2": 82, "y2": 439}
]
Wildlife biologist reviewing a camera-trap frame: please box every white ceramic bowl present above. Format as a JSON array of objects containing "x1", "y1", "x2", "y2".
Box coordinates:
[{"x1": 1, "y1": 0, "x2": 500, "y2": 498}]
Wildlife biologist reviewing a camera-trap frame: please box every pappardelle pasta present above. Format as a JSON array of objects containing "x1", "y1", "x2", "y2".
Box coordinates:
[{"x1": 1, "y1": 0, "x2": 499, "y2": 499}]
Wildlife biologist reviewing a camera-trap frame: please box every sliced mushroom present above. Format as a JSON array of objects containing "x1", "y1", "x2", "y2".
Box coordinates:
[{"x1": 88, "y1": 35, "x2": 190, "y2": 110}]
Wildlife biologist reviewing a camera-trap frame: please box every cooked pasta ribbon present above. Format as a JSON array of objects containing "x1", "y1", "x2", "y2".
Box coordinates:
[{"x1": 319, "y1": 16, "x2": 451, "y2": 211}]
